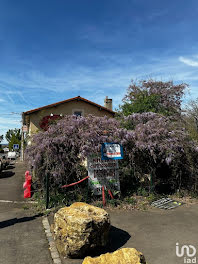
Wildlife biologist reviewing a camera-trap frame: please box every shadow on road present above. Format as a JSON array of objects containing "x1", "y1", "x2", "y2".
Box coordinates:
[
  {"x1": 0, "y1": 171, "x2": 15, "y2": 178},
  {"x1": 87, "y1": 225, "x2": 131, "y2": 258},
  {"x1": 0, "y1": 213, "x2": 43, "y2": 229},
  {"x1": 105, "y1": 225, "x2": 131, "y2": 252}
]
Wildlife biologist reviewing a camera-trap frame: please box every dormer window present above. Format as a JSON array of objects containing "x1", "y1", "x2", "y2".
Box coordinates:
[
  {"x1": 72, "y1": 109, "x2": 84, "y2": 117},
  {"x1": 74, "y1": 111, "x2": 82, "y2": 116}
]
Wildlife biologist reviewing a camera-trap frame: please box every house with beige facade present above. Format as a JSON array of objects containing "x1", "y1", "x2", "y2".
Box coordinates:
[{"x1": 22, "y1": 96, "x2": 115, "y2": 137}]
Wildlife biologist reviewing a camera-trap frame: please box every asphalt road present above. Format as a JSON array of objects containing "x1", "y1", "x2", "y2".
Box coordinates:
[
  {"x1": 56, "y1": 203, "x2": 198, "y2": 264},
  {"x1": 108, "y1": 204, "x2": 198, "y2": 264},
  {"x1": 0, "y1": 161, "x2": 52, "y2": 264},
  {"x1": 55, "y1": 200, "x2": 198, "y2": 264}
]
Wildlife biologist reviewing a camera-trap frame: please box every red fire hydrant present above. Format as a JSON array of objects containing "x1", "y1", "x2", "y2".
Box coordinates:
[
  {"x1": 25, "y1": 171, "x2": 30, "y2": 180},
  {"x1": 23, "y1": 171, "x2": 32, "y2": 198}
]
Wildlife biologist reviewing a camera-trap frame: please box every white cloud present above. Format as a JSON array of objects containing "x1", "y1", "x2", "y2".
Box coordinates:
[
  {"x1": 179, "y1": 56, "x2": 198, "y2": 67},
  {"x1": 1, "y1": 52, "x2": 198, "y2": 116},
  {"x1": 0, "y1": 117, "x2": 21, "y2": 125}
]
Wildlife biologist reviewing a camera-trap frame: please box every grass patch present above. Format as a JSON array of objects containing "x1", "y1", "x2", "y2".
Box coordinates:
[{"x1": 22, "y1": 205, "x2": 29, "y2": 210}]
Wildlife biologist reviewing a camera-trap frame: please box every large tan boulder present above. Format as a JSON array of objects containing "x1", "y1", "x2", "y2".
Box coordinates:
[
  {"x1": 82, "y1": 248, "x2": 147, "y2": 264},
  {"x1": 53, "y1": 202, "x2": 110, "y2": 258}
]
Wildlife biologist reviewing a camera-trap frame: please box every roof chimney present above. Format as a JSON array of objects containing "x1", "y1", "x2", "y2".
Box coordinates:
[{"x1": 104, "y1": 96, "x2": 112, "y2": 111}]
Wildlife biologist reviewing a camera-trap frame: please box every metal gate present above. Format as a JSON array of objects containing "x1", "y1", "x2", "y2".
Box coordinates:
[{"x1": 151, "y1": 197, "x2": 183, "y2": 210}]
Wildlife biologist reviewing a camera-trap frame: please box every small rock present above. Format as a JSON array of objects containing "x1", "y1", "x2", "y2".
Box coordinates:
[{"x1": 82, "y1": 248, "x2": 147, "y2": 264}]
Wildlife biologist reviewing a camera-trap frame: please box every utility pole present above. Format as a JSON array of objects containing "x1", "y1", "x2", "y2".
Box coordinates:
[
  {"x1": 21, "y1": 112, "x2": 25, "y2": 162},
  {"x1": 21, "y1": 130, "x2": 24, "y2": 161}
]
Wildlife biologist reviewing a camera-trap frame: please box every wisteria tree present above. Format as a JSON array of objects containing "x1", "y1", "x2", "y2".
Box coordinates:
[
  {"x1": 26, "y1": 113, "x2": 198, "y2": 196},
  {"x1": 121, "y1": 113, "x2": 198, "y2": 192},
  {"x1": 119, "y1": 79, "x2": 187, "y2": 117},
  {"x1": 115, "y1": 79, "x2": 198, "y2": 193},
  {"x1": 25, "y1": 115, "x2": 125, "y2": 190},
  {"x1": 24, "y1": 79, "x2": 198, "y2": 199}
]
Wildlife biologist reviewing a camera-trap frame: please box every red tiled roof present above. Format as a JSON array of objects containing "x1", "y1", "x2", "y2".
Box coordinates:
[{"x1": 23, "y1": 96, "x2": 115, "y2": 115}]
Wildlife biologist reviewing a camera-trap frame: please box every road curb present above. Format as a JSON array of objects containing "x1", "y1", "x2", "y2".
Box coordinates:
[
  {"x1": 42, "y1": 216, "x2": 62, "y2": 264},
  {"x1": 0, "y1": 199, "x2": 38, "y2": 204}
]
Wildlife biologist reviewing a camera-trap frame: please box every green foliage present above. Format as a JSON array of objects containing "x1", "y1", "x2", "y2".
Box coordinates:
[
  {"x1": 124, "y1": 197, "x2": 137, "y2": 205},
  {"x1": 146, "y1": 193, "x2": 162, "y2": 204},
  {"x1": 183, "y1": 99, "x2": 198, "y2": 142},
  {"x1": 118, "y1": 79, "x2": 187, "y2": 117},
  {"x1": 190, "y1": 191, "x2": 198, "y2": 198},
  {"x1": 8, "y1": 136, "x2": 21, "y2": 151},
  {"x1": 32, "y1": 192, "x2": 46, "y2": 212},
  {"x1": 49, "y1": 192, "x2": 69, "y2": 207},
  {"x1": 92, "y1": 201, "x2": 103, "y2": 208},
  {"x1": 119, "y1": 159, "x2": 140, "y2": 196},
  {"x1": 137, "y1": 187, "x2": 149, "y2": 197},
  {"x1": 6, "y1": 129, "x2": 20, "y2": 142},
  {"x1": 6, "y1": 129, "x2": 21, "y2": 150},
  {"x1": 184, "y1": 116, "x2": 198, "y2": 142},
  {"x1": 138, "y1": 201, "x2": 148, "y2": 211},
  {"x1": 106, "y1": 198, "x2": 121, "y2": 207},
  {"x1": 22, "y1": 205, "x2": 30, "y2": 210},
  {"x1": 120, "y1": 92, "x2": 163, "y2": 116}
]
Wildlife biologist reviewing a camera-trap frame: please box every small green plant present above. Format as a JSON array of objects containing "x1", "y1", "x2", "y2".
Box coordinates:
[
  {"x1": 175, "y1": 190, "x2": 185, "y2": 198},
  {"x1": 49, "y1": 191, "x2": 69, "y2": 208},
  {"x1": 124, "y1": 197, "x2": 137, "y2": 205},
  {"x1": 43, "y1": 209, "x2": 51, "y2": 216},
  {"x1": 22, "y1": 205, "x2": 29, "y2": 210},
  {"x1": 137, "y1": 187, "x2": 149, "y2": 197},
  {"x1": 107, "y1": 199, "x2": 121, "y2": 207},
  {"x1": 31, "y1": 191, "x2": 46, "y2": 212},
  {"x1": 190, "y1": 191, "x2": 198, "y2": 198},
  {"x1": 146, "y1": 193, "x2": 161, "y2": 204},
  {"x1": 139, "y1": 201, "x2": 148, "y2": 211},
  {"x1": 93, "y1": 201, "x2": 103, "y2": 208}
]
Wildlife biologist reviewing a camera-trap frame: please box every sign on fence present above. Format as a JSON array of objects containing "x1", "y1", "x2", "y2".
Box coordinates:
[
  {"x1": 87, "y1": 155, "x2": 120, "y2": 195},
  {"x1": 101, "y1": 143, "x2": 123, "y2": 160}
]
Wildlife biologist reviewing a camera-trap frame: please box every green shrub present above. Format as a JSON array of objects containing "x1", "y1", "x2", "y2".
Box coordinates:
[
  {"x1": 190, "y1": 191, "x2": 198, "y2": 198},
  {"x1": 124, "y1": 197, "x2": 137, "y2": 205},
  {"x1": 137, "y1": 187, "x2": 149, "y2": 197}
]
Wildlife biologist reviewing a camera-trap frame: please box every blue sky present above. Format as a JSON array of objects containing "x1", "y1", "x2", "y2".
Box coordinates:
[{"x1": 1, "y1": 0, "x2": 198, "y2": 143}]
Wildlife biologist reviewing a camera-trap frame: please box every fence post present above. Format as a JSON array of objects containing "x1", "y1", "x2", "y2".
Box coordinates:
[{"x1": 46, "y1": 173, "x2": 49, "y2": 209}]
